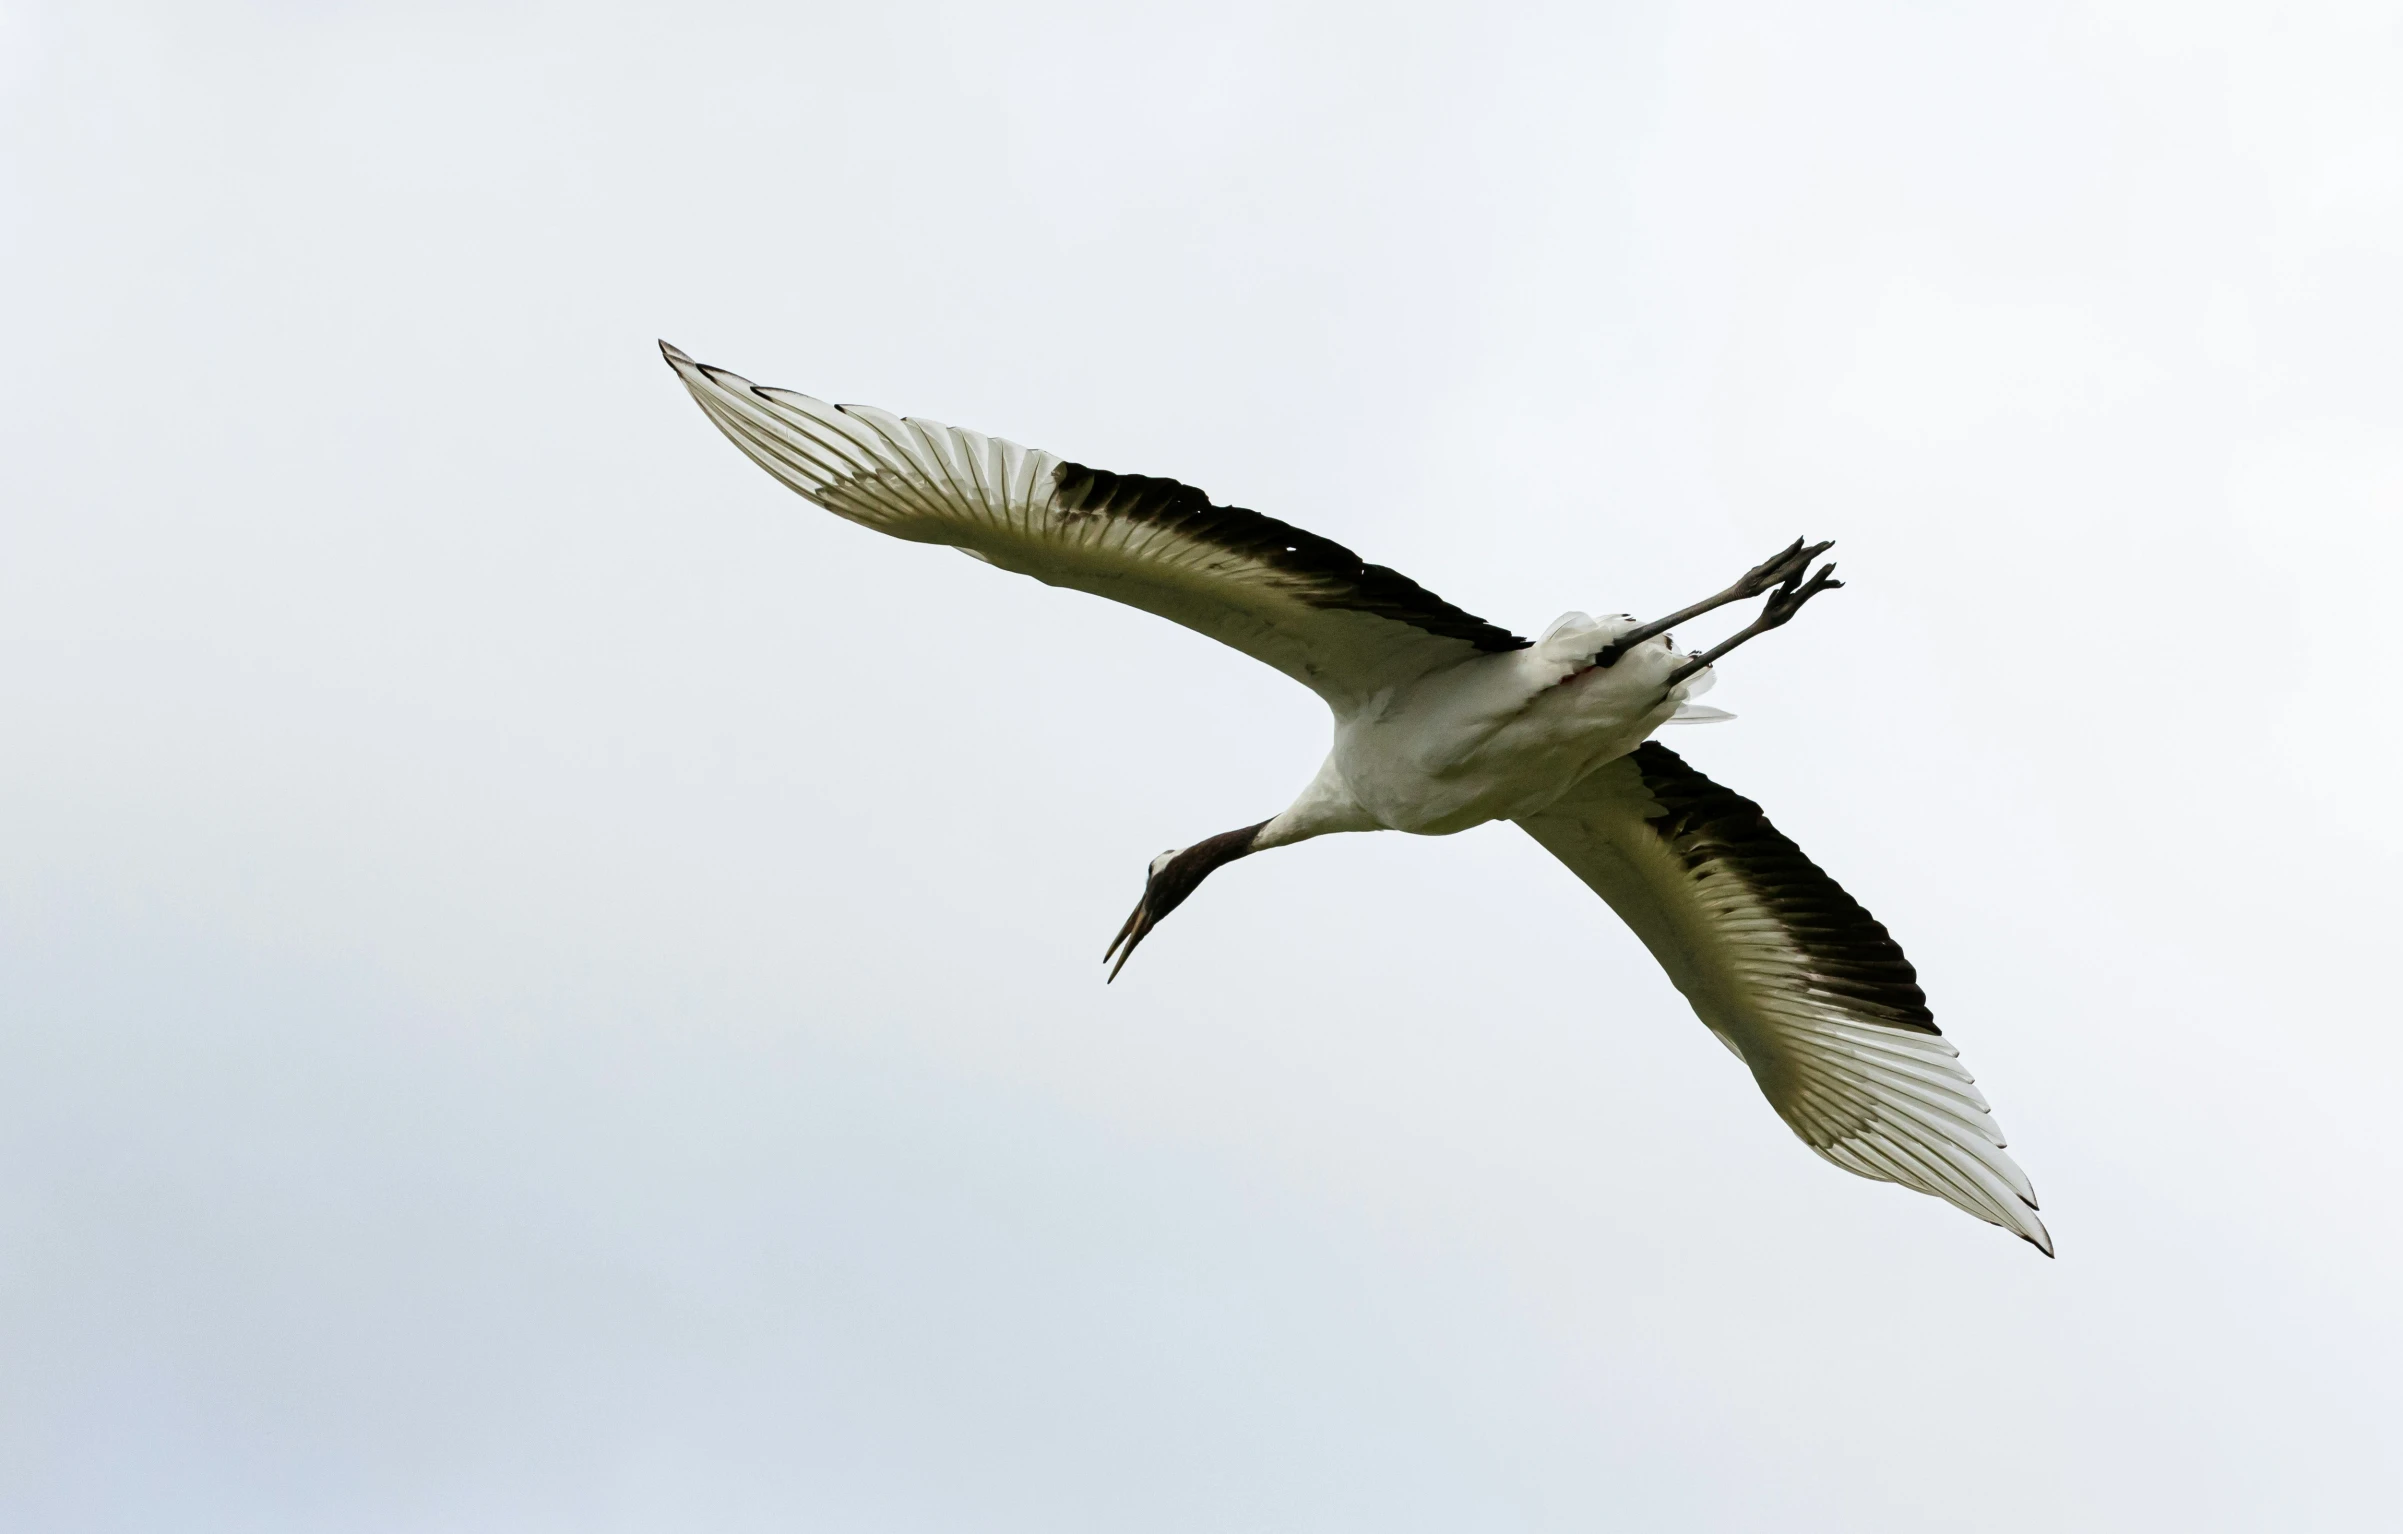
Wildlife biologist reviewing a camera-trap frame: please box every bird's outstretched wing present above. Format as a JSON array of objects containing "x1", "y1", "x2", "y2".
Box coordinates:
[
  {"x1": 663, "y1": 344, "x2": 1527, "y2": 709},
  {"x1": 1517, "y1": 743, "x2": 2050, "y2": 1253}
]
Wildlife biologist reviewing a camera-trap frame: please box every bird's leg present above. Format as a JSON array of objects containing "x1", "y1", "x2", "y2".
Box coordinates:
[
  {"x1": 1593, "y1": 537, "x2": 1833, "y2": 667},
  {"x1": 1662, "y1": 560, "x2": 1843, "y2": 687},
  {"x1": 1103, "y1": 820, "x2": 1270, "y2": 983}
]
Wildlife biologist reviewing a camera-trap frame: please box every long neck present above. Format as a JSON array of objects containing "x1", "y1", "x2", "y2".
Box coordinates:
[
  {"x1": 1149, "y1": 821, "x2": 1271, "y2": 914},
  {"x1": 1106, "y1": 816, "x2": 1278, "y2": 980},
  {"x1": 1255, "y1": 755, "x2": 1382, "y2": 850},
  {"x1": 1110, "y1": 759, "x2": 1379, "y2": 981}
]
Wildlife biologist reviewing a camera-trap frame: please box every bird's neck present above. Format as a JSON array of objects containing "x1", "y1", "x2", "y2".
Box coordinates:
[{"x1": 1255, "y1": 756, "x2": 1382, "y2": 850}]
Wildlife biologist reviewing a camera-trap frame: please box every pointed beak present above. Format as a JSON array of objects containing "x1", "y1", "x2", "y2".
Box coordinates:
[
  {"x1": 1098, "y1": 822, "x2": 1269, "y2": 985},
  {"x1": 1103, "y1": 890, "x2": 1157, "y2": 983}
]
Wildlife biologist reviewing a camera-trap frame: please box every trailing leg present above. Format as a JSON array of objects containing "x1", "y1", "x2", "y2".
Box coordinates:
[{"x1": 1593, "y1": 537, "x2": 1832, "y2": 667}]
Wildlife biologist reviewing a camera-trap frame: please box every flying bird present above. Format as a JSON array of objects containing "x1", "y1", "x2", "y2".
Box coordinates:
[{"x1": 661, "y1": 341, "x2": 2050, "y2": 1255}]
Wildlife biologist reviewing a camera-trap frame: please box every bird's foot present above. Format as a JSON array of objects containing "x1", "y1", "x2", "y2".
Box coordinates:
[
  {"x1": 1663, "y1": 557, "x2": 1844, "y2": 687},
  {"x1": 1756, "y1": 559, "x2": 1843, "y2": 628},
  {"x1": 1595, "y1": 536, "x2": 1835, "y2": 668},
  {"x1": 1731, "y1": 537, "x2": 1833, "y2": 601}
]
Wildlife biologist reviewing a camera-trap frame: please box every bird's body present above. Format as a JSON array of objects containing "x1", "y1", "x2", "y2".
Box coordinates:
[
  {"x1": 1316, "y1": 613, "x2": 1695, "y2": 837},
  {"x1": 662, "y1": 341, "x2": 2052, "y2": 1255}
]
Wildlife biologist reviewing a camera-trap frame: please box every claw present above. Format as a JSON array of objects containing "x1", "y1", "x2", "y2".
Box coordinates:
[
  {"x1": 1733, "y1": 537, "x2": 1832, "y2": 600},
  {"x1": 1760, "y1": 561, "x2": 1843, "y2": 626},
  {"x1": 1663, "y1": 560, "x2": 1843, "y2": 687},
  {"x1": 1595, "y1": 537, "x2": 1834, "y2": 667}
]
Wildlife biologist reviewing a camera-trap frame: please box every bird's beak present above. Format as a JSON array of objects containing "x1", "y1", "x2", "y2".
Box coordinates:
[
  {"x1": 1100, "y1": 822, "x2": 1269, "y2": 984},
  {"x1": 1103, "y1": 890, "x2": 1157, "y2": 983}
]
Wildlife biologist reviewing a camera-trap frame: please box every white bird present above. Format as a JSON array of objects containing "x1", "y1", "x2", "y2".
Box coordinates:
[{"x1": 661, "y1": 341, "x2": 2051, "y2": 1256}]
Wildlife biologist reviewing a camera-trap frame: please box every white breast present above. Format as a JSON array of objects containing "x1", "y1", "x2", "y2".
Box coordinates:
[{"x1": 1330, "y1": 630, "x2": 1699, "y2": 835}]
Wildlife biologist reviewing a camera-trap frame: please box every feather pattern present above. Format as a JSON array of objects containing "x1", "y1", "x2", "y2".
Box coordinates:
[
  {"x1": 1517, "y1": 743, "x2": 2050, "y2": 1253},
  {"x1": 663, "y1": 343, "x2": 1526, "y2": 708}
]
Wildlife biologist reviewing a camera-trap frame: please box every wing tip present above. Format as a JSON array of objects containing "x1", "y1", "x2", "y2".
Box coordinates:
[
  {"x1": 1981, "y1": 1170, "x2": 2053, "y2": 1257},
  {"x1": 2014, "y1": 1210, "x2": 2056, "y2": 1258},
  {"x1": 658, "y1": 342, "x2": 761, "y2": 402}
]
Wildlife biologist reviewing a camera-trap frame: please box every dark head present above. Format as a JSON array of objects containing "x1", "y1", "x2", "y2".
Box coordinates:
[{"x1": 1103, "y1": 820, "x2": 1272, "y2": 982}]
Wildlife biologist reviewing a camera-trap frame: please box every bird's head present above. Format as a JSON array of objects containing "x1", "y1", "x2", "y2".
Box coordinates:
[{"x1": 1104, "y1": 821, "x2": 1271, "y2": 982}]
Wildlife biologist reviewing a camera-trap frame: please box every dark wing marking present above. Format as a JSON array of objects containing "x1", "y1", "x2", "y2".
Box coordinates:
[
  {"x1": 1517, "y1": 743, "x2": 2050, "y2": 1253},
  {"x1": 1050, "y1": 463, "x2": 1526, "y2": 652},
  {"x1": 664, "y1": 344, "x2": 1526, "y2": 709}
]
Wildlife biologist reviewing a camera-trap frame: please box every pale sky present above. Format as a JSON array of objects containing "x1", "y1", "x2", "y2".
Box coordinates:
[{"x1": 4, "y1": 2, "x2": 2400, "y2": 1529}]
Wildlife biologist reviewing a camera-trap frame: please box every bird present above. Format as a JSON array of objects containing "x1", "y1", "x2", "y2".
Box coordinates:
[{"x1": 660, "y1": 340, "x2": 2050, "y2": 1256}]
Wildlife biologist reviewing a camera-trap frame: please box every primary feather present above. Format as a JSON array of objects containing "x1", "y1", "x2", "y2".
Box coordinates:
[
  {"x1": 664, "y1": 342, "x2": 1523, "y2": 709},
  {"x1": 1518, "y1": 744, "x2": 2049, "y2": 1253}
]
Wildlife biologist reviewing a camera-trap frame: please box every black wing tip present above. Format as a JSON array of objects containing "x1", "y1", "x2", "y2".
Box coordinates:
[{"x1": 658, "y1": 339, "x2": 693, "y2": 365}]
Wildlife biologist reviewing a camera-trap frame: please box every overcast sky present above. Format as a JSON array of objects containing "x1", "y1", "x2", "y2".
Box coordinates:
[{"x1": 5, "y1": 2, "x2": 2400, "y2": 1529}]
